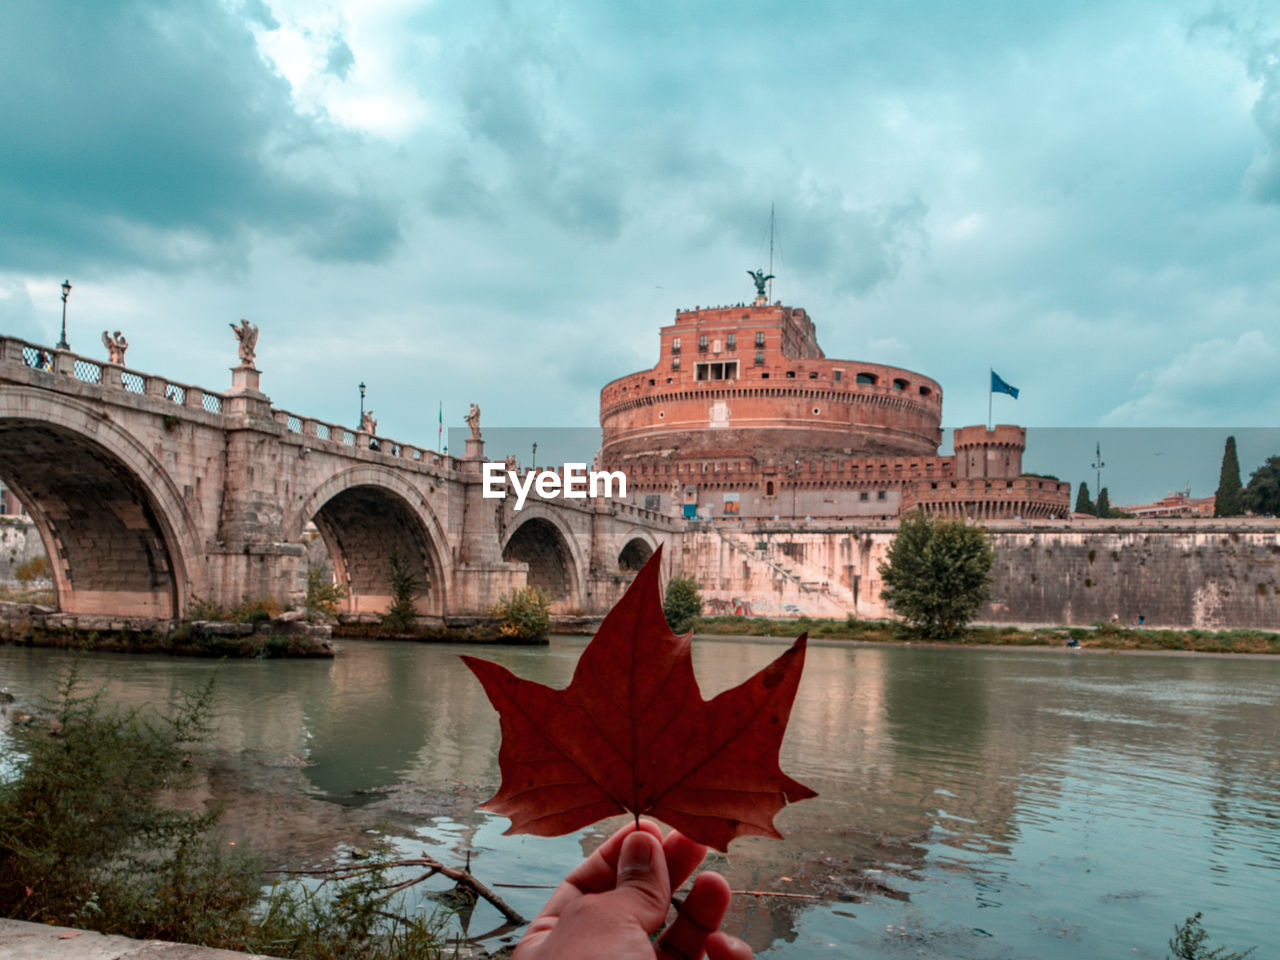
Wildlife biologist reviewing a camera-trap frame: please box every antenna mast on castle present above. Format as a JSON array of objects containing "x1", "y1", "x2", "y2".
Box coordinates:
[{"x1": 768, "y1": 203, "x2": 775, "y2": 302}]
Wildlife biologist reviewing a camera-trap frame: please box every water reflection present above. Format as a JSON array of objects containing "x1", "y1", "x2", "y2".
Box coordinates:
[{"x1": 1, "y1": 641, "x2": 1278, "y2": 958}]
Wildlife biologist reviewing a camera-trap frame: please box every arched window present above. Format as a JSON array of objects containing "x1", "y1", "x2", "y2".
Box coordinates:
[
  {"x1": 766, "y1": 481, "x2": 775, "y2": 496},
  {"x1": 892, "y1": 378, "x2": 908, "y2": 391},
  {"x1": 856, "y1": 372, "x2": 877, "y2": 385}
]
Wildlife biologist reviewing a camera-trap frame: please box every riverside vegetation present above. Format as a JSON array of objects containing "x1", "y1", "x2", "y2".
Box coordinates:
[
  {"x1": 691, "y1": 614, "x2": 1280, "y2": 655},
  {"x1": 0, "y1": 666, "x2": 449, "y2": 959}
]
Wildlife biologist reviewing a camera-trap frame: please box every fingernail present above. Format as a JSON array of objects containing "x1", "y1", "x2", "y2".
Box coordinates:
[{"x1": 620, "y1": 833, "x2": 654, "y2": 873}]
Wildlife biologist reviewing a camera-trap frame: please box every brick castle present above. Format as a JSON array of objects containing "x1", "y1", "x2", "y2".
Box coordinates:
[{"x1": 600, "y1": 289, "x2": 1071, "y2": 520}]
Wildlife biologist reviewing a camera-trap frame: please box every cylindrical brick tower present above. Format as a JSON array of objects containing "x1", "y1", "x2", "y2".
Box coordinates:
[{"x1": 600, "y1": 301, "x2": 943, "y2": 473}]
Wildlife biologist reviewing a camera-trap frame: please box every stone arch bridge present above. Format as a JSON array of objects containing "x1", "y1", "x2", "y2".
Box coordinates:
[{"x1": 0, "y1": 337, "x2": 677, "y2": 623}]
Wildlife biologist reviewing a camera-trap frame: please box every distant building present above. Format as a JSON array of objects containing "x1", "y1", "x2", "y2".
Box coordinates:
[
  {"x1": 0, "y1": 481, "x2": 25, "y2": 517},
  {"x1": 599, "y1": 295, "x2": 1071, "y2": 520},
  {"x1": 1119, "y1": 490, "x2": 1216, "y2": 518}
]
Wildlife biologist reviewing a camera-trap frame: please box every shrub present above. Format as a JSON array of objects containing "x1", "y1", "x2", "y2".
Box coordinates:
[
  {"x1": 662, "y1": 576, "x2": 703, "y2": 633},
  {"x1": 187, "y1": 594, "x2": 227, "y2": 620},
  {"x1": 0, "y1": 666, "x2": 261, "y2": 940},
  {"x1": 306, "y1": 565, "x2": 348, "y2": 622},
  {"x1": 878, "y1": 510, "x2": 995, "y2": 639},
  {"x1": 0, "y1": 664, "x2": 446, "y2": 958},
  {"x1": 1167, "y1": 912, "x2": 1255, "y2": 960},
  {"x1": 491, "y1": 586, "x2": 551, "y2": 641},
  {"x1": 13, "y1": 555, "x2": 50, "y2": 585},
  {"x1": 379, "y1": 552, "x2": 422, "y2": 633}
]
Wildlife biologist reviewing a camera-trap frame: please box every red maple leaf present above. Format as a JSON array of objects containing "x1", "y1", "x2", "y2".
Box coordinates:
[{"x1": 462, "y1": 546, "x2": 816, "y2": 852}]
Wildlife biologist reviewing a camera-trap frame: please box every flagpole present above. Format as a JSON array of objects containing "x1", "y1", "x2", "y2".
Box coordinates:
[{"x1": 988, "y1": 369, "x2": 992, "y2": 431}]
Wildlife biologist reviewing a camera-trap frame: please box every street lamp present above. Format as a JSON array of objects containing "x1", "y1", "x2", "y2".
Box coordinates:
[
  {"x1": 532, "y1": 442, "x2": 538, "y2": 471},
  {"x1": 359, "y1": 382, "x2": 366, "y2": 423},
  {"x1": 1091, "y1": 442, "x2": 1105, "y2": 501},
  {"x1": 56, "y1": 280, "x2": 71, "y2": 350}
]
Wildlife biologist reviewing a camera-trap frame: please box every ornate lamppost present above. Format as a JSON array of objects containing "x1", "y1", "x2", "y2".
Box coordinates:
[
  {"x1": 359, "y1": 382, "x2": 366, "y2": 423},
  {"x1": 56, "y1": 279, "x2": 71, "y2": 350},
  {"x1": 532, "y1": 442, "x2": 538, "y2": 471}
]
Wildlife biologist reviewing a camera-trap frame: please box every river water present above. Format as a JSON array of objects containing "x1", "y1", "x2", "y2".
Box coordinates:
[{"x1": 1, "y1": 638, "x2": 1277, "y2": 958}]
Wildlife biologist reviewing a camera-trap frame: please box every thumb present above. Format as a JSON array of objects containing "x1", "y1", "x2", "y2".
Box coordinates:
[{"x1": 611, "y1": 829, "x2": 672, "y2": 931}]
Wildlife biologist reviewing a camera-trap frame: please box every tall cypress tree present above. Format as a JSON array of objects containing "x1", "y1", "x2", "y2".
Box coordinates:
[
  {"x1": 1214, "y1": 435, "x2": 1243, "y2": 517},
  {"x1": 1096, "y1": 487, "x2": 1111, "y2": 518},
  {"x1": 1075, "y1": 481, "x2": 1095, "y2": 515}
]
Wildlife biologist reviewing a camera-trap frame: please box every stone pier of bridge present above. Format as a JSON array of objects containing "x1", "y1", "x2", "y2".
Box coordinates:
[{"x1": 0, "y1": 336, "x2": 677, "y2": 624}]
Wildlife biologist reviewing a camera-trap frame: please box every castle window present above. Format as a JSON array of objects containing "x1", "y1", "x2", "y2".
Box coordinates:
[
  {"x1": 834, "y1": 370, "x2": 842, "y2": 382},
  {"x1": 672, "y1": 337, "x2": 681, "y2": 353},
  {"x1": 859, "y1": 492, "x2": 869, "y2": 502},
  {"x1": 919, "y1": 385, "x2": 932, "y2": 397},
  {"x1": 893, "y1": 378, "x2": 908, "y2": 390},
  {"x1": 766, "y1": 481, "x2": 775, "y2": 496},
  {"x1": 726, "y1": 333, "x2": 736, "y2": 349},
  {"x1": 698, "y1": 335, "x2": 708, "y2": 351},
  {"x1": 755, "y1": 331, "x2": 765, "y2": 347},
  {"x1": 786, "y1": 370, "x2": 795, "y2": 379},
  {"x1": 856, "y1": 372, "x2": 878, "y2": 385},
  {"x1": 671, "y1": 357, "x2": 681, "y2": 370},
  {"x1": 754, "y1": 351, "x2": 764, "y2": 365},
  {"x1": 808, "y1": 371, "x2": 818, "y2": 380},
  {"x1": 877, "y1": 490, "x2": 886, "y2": 500}
]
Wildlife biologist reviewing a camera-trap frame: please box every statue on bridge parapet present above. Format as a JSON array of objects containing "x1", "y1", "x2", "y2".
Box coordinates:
[
  {"x1": 101, "y1": 330, "x2": 128, "y2": 365},
  {"x1": 230, "y1": 318, "x2": 259, "y2": 367},
  {"x1": 360, "y1": 410, "x2": 378, "y2": 435},
  {"x1": 465, "y1": 403, "x2": 481, "y2": 440}
]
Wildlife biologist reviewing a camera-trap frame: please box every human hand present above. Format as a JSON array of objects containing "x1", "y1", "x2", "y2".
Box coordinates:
[{"x1": 513, "y1": 819, "x2": 753, "y2": 960}]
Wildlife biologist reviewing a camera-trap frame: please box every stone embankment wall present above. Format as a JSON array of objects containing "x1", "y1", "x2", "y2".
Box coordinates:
[
  {"x1": 0, "y1": 517, "x2": 46, "y2": 584},
  {"x1": 680, "y1": 518, "x2": 1280, "y2": 630}
]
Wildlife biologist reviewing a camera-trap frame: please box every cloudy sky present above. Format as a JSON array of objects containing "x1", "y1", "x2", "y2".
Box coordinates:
[{"x1": 2, "y1": 0, "x2": 1278, "y2": 498}]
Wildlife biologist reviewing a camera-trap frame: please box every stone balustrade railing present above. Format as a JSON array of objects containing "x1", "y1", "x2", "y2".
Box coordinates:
[
  {"x1": 1, "y1": 335, "x2": 462, "y2": 472},
  {"x1": 1, "y1": 335, "x2": 224, "y2": 414},
  {"x1": 268, "y1": 406, "x2": 455, "y2": 470}
]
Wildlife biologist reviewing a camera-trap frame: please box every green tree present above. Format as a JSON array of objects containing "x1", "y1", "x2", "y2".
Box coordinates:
[
  {"x1": 878, "y1": 510, "x2": 995, "y2": 639},
  {"x1": 305, "y1": 564, "x2": 348, "y2": 622},
  {"x1": 1095, "y1": 487, "x2": 1111, "y2": 518},
  {"x1": 1075, "y1": 482, "x2": 1095, "y2": 515},
  {"x1": 1242, "y1": 455, "x2": 1280, "y2": 516},
  {"x1": 663, "y1": 575, "x2": 703, "y2": 633},
  {"x1": 1213, "y1": 436, "x2": 1244, "y2": 517},
  {"x1": 379, "y1": 551, "x2": 422, "y2": 632}
]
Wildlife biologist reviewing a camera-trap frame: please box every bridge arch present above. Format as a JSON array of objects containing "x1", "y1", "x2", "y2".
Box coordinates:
[
  {"x1": 0, "y1": 389, "x2": 203, "y2": 619},
  {"x1": 618, "y1": 532, "x2": 658, "y2": 572},
  {"x1": 501, "y1": 506, "x2": 585, "y2": 613},
  {"x1": 291, "y1": 466, "x2": 450, "y2": 616}
]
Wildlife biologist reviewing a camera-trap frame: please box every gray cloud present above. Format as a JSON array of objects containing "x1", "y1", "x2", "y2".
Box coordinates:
[
  {"x1": 0, "y1": 0, "x2": 399, "y2": 274},
  {"x1": 325, "y1": 36, "x2": 356, "y2": 80},
  {"x1": 1191, "y1": 7, "x2": 1280, "y2": 203}
]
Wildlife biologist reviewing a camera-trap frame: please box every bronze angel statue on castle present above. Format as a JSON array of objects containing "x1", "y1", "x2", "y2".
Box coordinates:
[{"x1": 747, "y1": 268, "x2": 775, "y2": 299}]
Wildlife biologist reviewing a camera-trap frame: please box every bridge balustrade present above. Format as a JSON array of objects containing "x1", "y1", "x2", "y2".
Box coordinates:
[{"x1": 2, "y1": 336, "x2": 226, "y2": 416}]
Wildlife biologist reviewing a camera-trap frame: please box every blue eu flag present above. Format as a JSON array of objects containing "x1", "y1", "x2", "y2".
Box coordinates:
[{"x1": 991, "y1": 370, "x2": 1019, "y2": 398}]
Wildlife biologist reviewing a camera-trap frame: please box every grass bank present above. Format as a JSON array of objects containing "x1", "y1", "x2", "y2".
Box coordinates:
[{"x1": 692, "y1": 615, "x2": 1280, "y2": 655}]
